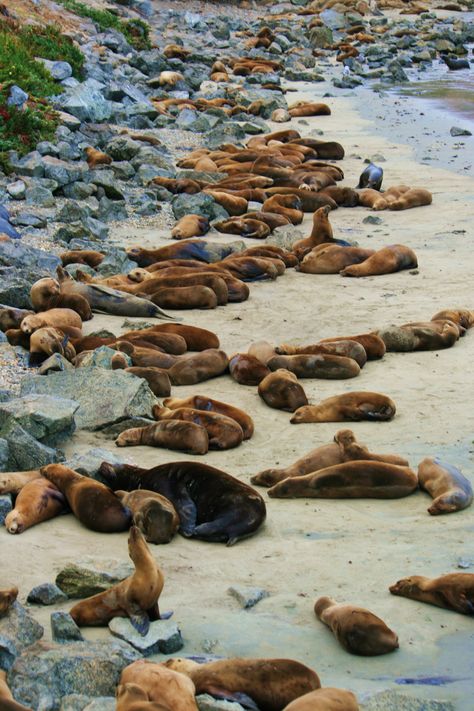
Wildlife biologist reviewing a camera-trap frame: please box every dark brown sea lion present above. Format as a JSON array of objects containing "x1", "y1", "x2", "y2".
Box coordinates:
[
  {"x1": 119, "y1": 366, "x2": 171, "y2": 397},
  {"x1": 0, "y1": 305, "x2": 34, "y2": 332},
  {"x1": 171, "y1": 215, "x2": 210, "y2": 240},
  {"x1": 153, "y1": 406, "x2": 244, "y2": 450},
  {"x1": 275, "y1": 340, "x2": 367, "y2": 368},
  {"x1": 238, "y1": 244, "x2": 299, "y2": 268},
  {"x1": 219, "y1": 256, "x2": 280, "y2": 281},
  {"x1": 41, "y1": 464, "x2": 131, "y2": 533},
  {"x1": 70, "y1": 526, "x2": 164, "y2": 633},
  {"x1": 168, "y1": 349, "x2": 229, "y2": 385},
  {"x1": 268, "y1": 460, "x2": 418, "y2": 499},
  {"x1": 258, "y1": 370, "x2": 308, "y2": 412},
  {"x1": 262, "y1": 195, "x2": 303, "y2": 225},
  {"x1": 163, "y1": 395, "x2": 254, "y2": 440},
  {"x1": 0, "y1": 587, "x2": 18, "y2": 617},
  {"x1": 121, "y1": 331, "x2": 187, "y2": 355},
  {"x1": 29, "y1": 326, "x2": 76, "y2": 366},
  {"x1": 116, "y1": 420, "x2": 209, "y2": 455},
  {"x1": 214, "y1": 217, "x2": 271, "y2": 240},
  {"x1": 282, "y1": 688, "x2": 359, "y2": 711},
  {"x1": 389, "y1": 573, "x2": 474, "y2": 615},
  {"x1": 99, "y1": 461, "x2": 266, "y2": 545},
  {"x1": 0, "y1": 470, "x2": 41, "y2": 494},
  {"x1": 163, "y1": 657, "x2": 320, "y2": 711},
  {"x1": 115, "y1": 490, "x2": 180, "y2": 545},
  {"x1": 118, "y1": 660, "x2": 197, "y2": 711},
  {"x1": 377, "y1": 320, "x2": 460, "y2": 351},
  {"x1": 319, "y1": 333, "x2": 386, "y2": 360},
  {"x1": 5, "y1": 479, "x2": 67, "y2": 534},
  {"x1": 264, "y1": 188, "x2": 337, "y2": 212},
  {"x1": 319, "y1": 186, "x2": 359, "y2": 207},
  {"x1": 60, "y1": 250, "x2": 104, "y2": 268},
  {"x1": 151, "y1": 285, "x2": 219, "y2": 310},
  {"x1": 418, "y1": 457, "x2": 473, "y2": 515},
  {"x1": 267, "y1": 353, "x2": 360, "y2": 380},
  {"x1": 290, "y1": 392, "x2": 396, "y2": 423},
  {"x1": 134, "y1": 273, "x2": 229, "y2": 306},
  {"x1": 298, "y1": 245, "x2": 375, "y2": 274},
  {"x1": 229, "y1": 353, "x2": 271, "y2": 385},
  {"x1": 340, "y1": 244, "x2": 417, "y2": 277},
  {"x1": 112, "y1": 341, "x2": 177, "y2": 369},
  {"x1": 314, "y1": 597, "x2": 399, "y2": 656},
  {"x1": 288, "y1": 102, "x2": 331, "y2": 117}
]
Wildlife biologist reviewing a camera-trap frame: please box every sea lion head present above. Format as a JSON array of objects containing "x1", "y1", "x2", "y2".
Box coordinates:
[
  {"x1": 30, "y1": 278, "x2": 60, "y2": 310},
  {"x1": 290, "y1": 406, "x2": 313, "y2": 424},
  {"x1": 4, "y1": 511, "x2": 25, "y2": 534},
  {"x1": 20, "y1": 314, "x2": 43, "y2": 335},
  {"x1": 389, "y1": 576, "x2": 422, "y2": 596},
  {"x1": 163, "y1": 658, "x2": 199, "y2": 674},
  {"x1": 334, "y1": 429, "x2": 356, "y2": 447},
  {"x1": 127, "y1": 268, "x2": 150, "y2": 283},
  {"x1": 314, "y1": 596, "x2": 335, "y2": 617}
]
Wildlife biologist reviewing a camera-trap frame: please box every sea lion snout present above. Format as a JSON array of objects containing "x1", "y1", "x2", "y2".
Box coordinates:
[{"x1": 5, "y1": 513, "x2": 23, "y2": 534}]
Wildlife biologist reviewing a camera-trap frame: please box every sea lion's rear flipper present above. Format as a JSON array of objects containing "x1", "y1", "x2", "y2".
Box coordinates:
[
  {"x1": 206, "y1": 688, "x2": 260, "y2": 711},
  {"x1": 176, "y1": 495, "x2": 197, "y2": 536},
  {"x1": 129, "y1": 611, "x2": 150, "y2": 636}
]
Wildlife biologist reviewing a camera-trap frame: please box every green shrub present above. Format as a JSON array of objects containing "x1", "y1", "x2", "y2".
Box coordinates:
[
  {"x1": 0, "y1": 94, "x2": 58, "y2": 172},
  {"x1": 19, "y1": 24, "x2": 85, "y2": 79},
  {"x1": 0, "y1": 31, "x2": 61, "y2": 97}
]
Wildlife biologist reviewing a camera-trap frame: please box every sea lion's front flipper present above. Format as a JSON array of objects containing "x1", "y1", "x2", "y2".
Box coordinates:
[
  {"x1": 175, "y1": 495, "x2": 197, "y2": 536},
  {"x1": 206, "y1": 687, "x2": 260, "y2": 711},
  {"x1": 129, "y1": 611, "x2": 150, "y2": 636}
]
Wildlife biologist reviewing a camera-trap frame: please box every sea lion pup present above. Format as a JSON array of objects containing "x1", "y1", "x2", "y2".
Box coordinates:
[
  {"x1": 214, "y1": 217, "x2": 271, "y2": 240},
  {"x1": 0, "y1": 306, "x2": 34, "y2": 331},
  {"x1": 40, "y1": 464, "x2": 131, "y2": 533},
  {"x1": 163, "y1": 395, "x2": 254, "y2": 440},
  {"x1": 0, "y1": 470, "x2": 41, "y2": 494},
  {"x1": 116, "y1": 420, "x2": 210, "y2": 455},
  {"x1": 282, "y1": 688, "x2": 359, "y2": 711},
  {"x1": 0, "y1": 587, "x2": 18, "y2": 617},
  {"x1": 229, "y1": 353, "x2": 271, "y2": 385},
  {"x1": 163, "y1": 657, "x2": 320, "y2": 711},
  {"x1": 258, "y1": 370, "x2": 308, "y2": 412},
  {"x1": 431, "y1": 309, "x2": 474, "y2": 332},
  {"x1": 29, "y1": 277, "x2": 93, "y2": 321},
  {"x1": 115, "y1": 490, "x2": 179, "y2": 544},
  {"x1": 100, "y1": 461, "x2": 266, "y2": 545},
  {"x1": 377, "y1": 320, "x2": 460, "y2": 351},
  {"x1": 418, "y1": 457, "x2": 473, "y2": 515},
  {"x1": 128, "y1": 324, "x2": 219, "y2": 351},
  {"x1": 20, "y1": 308, "x2": 83, "y2": 339},
  {"x1": 85, "y1": 146, "x2": 112, "y2": 168},
  {"x1": 389, "y1": 573, "x2": 474, "y2": 615},
  {"x1": 119, "y1": 660, "x2": 198, "y2": 711},
  {"x1": 70, "y1": 526, "x2": 164, "y2": 633},
  {"x1": 299, "y1": 245, "x2": 375, "y2": 274},
  {"x1": 262, "y1": 195, "x2": 303, "y2": 225},
  {"x1": 29, "y1": 326, "x2": 76, "y2": 366},
  {"x1": 314, "y1": 597, "x2": 399, "y2": 656},
  {"x1": 168, "y1": 349, "x2": 229, "y2": 386},
  {"x1": 357, "y1": 162, "x2": 383, "y2": 191},
  {"x1": 152, "y1": 406, "x2": 244, "y2": 450},
  {"x1": 171, "y1": 215, "x2": 210, "y2": 240},
  {"x1": 5, "y1": 478, "x2": 67, "y2": 534},
  {"x1": 340, "y1": 244, "x2": 418, "y2": 277},
  {"x1": 291, "y1": 392, "x2": 396, "y2": 423},
  {"x1": 389, "y1": 188, "x2": 432, "y2": 210},
  {"x1": 60, "y1": 250, "x2": 104, "y2": 268},
  {"x1": 319, "y1": 333, "x2": 386, "y2": 360},
  {"x1": 288, "y1": 102, "x2": 331, "y2": 117},
  {"x1": 268, "y1": 353, "x2": 361, "y2": 380},
  {"x1": 276, "y1": 340, "x2": 367, "y2": 368},
  {"x1": 292, "y1": 206, "x2": 335, "y2": 260},
  {"x1": 268, "y1": 461, "x2": 418, "y2": 499}
]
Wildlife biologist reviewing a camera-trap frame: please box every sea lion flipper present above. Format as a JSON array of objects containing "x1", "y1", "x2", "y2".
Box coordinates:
[
  {"x1": 175, "y1": 495, "x2": 197, "y2": 536},
  {"x1": 129, "y1": 611, "x2": 150, "y2": 636},
  {"x1": 205, "y1": 688, "x2": 260, "y2": 711}
]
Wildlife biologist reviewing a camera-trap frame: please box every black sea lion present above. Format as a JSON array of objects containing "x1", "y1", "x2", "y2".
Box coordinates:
[
  {"x1": 291, "y1": 392, "x2": 396, "y2": 423},
  {"x1": 118, "y1": 660, "x2": 197, "y2": 711},
  {"x1": 163, "y1": 657, "x2": 320, "y2": 711},
  {"x1": 99, "y1": 461, "x2": 266, "y2": 546},
  {"x1": 267, "y1": 353, "x2": 361, "y2": 380},
  {"x1": 389, "y1": 573, "x2": 474, "y2": 615},
  {"x1": 282, "y1": 688, "x2": 359, "y2": 711},
  {"x1": 340, "y1": 244, "x2": 417, "y2": 277},
  {"x1": 418, "y1": 457, "x2": 473, "y2": 515},
  {"x1": 5, "y1": 479, "x2": 67, "y2": 534},
  {"x1": 70, "y1": 526, "x2": 164, "y2": 633},
  {"x1": 357, "y1": 162, "x2": 383, "y2": 191},
  {"x1": 115, "y1": 490, "x2": 180, "y2": 545},
  {"x1": 41, "y1": 464, "x2": 131, "y2": 533},
  {"x1": 267, "y1": 461, "x2": 418, "y2": 499},
  {"x1": 163, "y1": 395, "x2": 254, "y2": 440},
  {"x1": 258, "y1": 370, "x2": 308, "y2": 412},
  {"x1": 116, "y1": 420, "x2": 210, "y2": 455},
  {"x1": 314, "y1": 597, "x2": 398, "y2": 656}
]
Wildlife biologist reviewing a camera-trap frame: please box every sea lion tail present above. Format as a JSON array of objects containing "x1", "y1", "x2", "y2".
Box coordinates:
[{"x1": 151, "y1": 303, "x2": 181, "y2": 321}]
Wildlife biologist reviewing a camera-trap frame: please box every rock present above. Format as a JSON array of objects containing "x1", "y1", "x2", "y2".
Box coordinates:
[
  {"x1": 27, "y1": 584, "x2": 68, "y2": 606},
  {"x1": 266, "y1": 226, "x2": 304, "y2": 250},
  {"x1": 0, "y1": 420, "x2": 62, "y2": 470},
  {"x1": 82, "y1": 216, "x2": 110, "y2": 240},
  {"x1": 172, "y1": 193, "x2": 228, "y2": 221},
  {"x1": 205, "y1": 123, "x2": 246, "y2": 150},
  {"x1": 106, "y1": 136, "x2": 142, "y2": 161},
  {"x1": 51, "y1": 612, "x2": 84, "y2": 643},
  {"x1": 54, "y1": 222, "x2": 93, "y2": 243},
  {"x1": 98, "y1": 197, "x2": 128, "y2": 223},
  {"x1": 111, "y1": 161, "x2": 135, "y2": 180},
  {"x1": 99, "y1": 417, "x2": 155, "y2": 440},
  {"x1": 7, "y1": 85, "x2": 28, "y2": 108},
  {"x1": 63, "y1": 182, "x2": 96, "y2": 200},
  {"x1": 0, "y1": 239, "x2": 60, "y2": 274},
  {"x1": 83, "y1": 698, "x2": 116, "y2": 711},
  {"x1": 6, "y1": 180, "x2": 26, "y2": 200},
  {"x1": 10, "y1": 212, "x2": 47, "y2": 229},
  {"x1": 60, "y1": 694, "x2": 112, "y2": 711},
  {"x1": 8, "y1": 639, "x2": 140, "y2": 709},
  {"x1": 57, "y1": 111, "x2": 82, "y2": 131},
  {"x1": 58, "y1": 80, "x2": 113, "y2": 122},
  {"x1": 363, "y1": 215, "x2": 383, "y2": 224},
  {"x1": 63, "y1": 448, "x2": 125, "y2": 482},
  {"x1": 228, "y1": 586, "x2": 269, "y2": 609},
  {"x1": 89, "y1": 170, "x2": 125, "y2": 200},
  {"x1": 76, "y1": 346, "x2": 132, "y2": 370},
  {"x1": 0, "y1": 395, "x2": 78, "y2": 444},
  {"x1": 24, "y1": 186, "x2": 55, "y2": 208},
  {"x1": 360, "y1": 690, "x2": 454, "y2": 710},
  {"x1": 309, "y1": 26, "x2": 333, "y2": 48},
  {"x1": 7, "y1": 151, "x2": 44, "y2": 178},
  {"x1": 0, "y1": 269, "x2": 32, "y2": 309},
  {"x1": 56, "y1": 559, "x2": 134, "y2": 598},
  {"x1": 450, "y1": 126, "x2": 472, "y2": 136},
  {"x1": 55, "y1": 202, "x2": 89, "y2": 224},
  {"x1": 109, "y1": 618, "x2": 184, "y2": 655},
  {"x1": 38, "y1": 58, "x2": 73, "y2": 81},
  {"x1": 0, "y1": 601, "x2": 44, "y2": 670},
  {"x1": 42, "y1": 156, "x2": 88, "y2": 186},
  {"x1": 0, "y1": 493, "x2": 12, "y2": 523},
  {"x1": 197, "y1": 696, "x2": 246, "y2": 711}
]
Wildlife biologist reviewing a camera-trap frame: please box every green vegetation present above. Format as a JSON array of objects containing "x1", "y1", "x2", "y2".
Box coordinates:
[
  {"x1": 0, "y1": 31, "x2": 61, "y2": 97},
  {"x1": 54, "y1": 0, "x2": 151, "y2": 50},
  {"x1": 20, "y1": 24, "x2": 85, "y2": 79},
  {"x1": 0, "y1": 93, "x2": 57, "y2": 172}
]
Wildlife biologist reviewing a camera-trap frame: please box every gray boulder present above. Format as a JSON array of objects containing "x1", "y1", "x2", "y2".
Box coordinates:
[
  {"x1": 63, "y1": 447, "x2": 125, "y2": 482},
  {"x1": 197, "y1": 696, "x2": 246, "y2": 711},
  {"x1": 7, "y1": 85, "x2": 28, "y2": 109},
  {"x1": 172, "y1": 193, "x2": 228, "y2": 221},
  {"x1": 24, "y1": 185, "x2": 55, "y2": 208},
  {"x1": 37, "y1": 355, "x2": 74, "y2": 376},
  {"x1": 106, "y1": 136, "x2": 142, "y2": 161},
  {"x1": 38, "y1": 59, "x2": 73, "y2": 81},
  {"x1": 51, "y1": 612, "x2": 84, "y2": 643},
  {"x1": 0, "y1": 420, "x2": 62, "y2": 470},
  {"x1": 42, "y1": 156, "x2": 88, "y2": 186},
  {"x1": 58, "y1": 80, "x2": 113, "y2": 122},
  {"x1": 0, "y1": 237, "x2": 60, "y2": 273},
  {"x1": 27, "y1": 584, "x2": 68, "y2": 606},
  {"x1": 89, "y1": 171, "x2": 125, "y2": 200},
  {"x1": 7, "y1": 180, "x2": 26, "y2": 200},
  {"x1": 56, "y1": 559, "x2": 134, "y2": 598},
  {"x1": 109, "y1": 617, "x2": 184, "y2": 655},
  {"x1": 76, "y1": 346, "x2": 132, "y2": 370},
  {"x1": 0, "y1": 395, "x2": 78, "y2": 444},
  {"x1": 0, "y1": 601, "x2": 44, "y2": 670},
  {"x1": 309, "y1": 26, "x2": 333, "y2": 48},
  {"x1": 8, "y1": 151, "x2": 44, "y2": 178},
  {"x1": 228, "y1": 585, "x2": 269, "y2": 609}
]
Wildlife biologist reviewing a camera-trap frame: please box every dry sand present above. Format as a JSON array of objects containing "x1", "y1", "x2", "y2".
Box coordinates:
[{"x1": 2, "y1": 81, "x2": 474, "y2": 708}]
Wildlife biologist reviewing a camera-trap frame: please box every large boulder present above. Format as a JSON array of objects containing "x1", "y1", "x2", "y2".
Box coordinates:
[
  {"x1": 171, "y1": 193, "x2": 229, "y2": 221},
  {"x1": 63, "y1": 447, "x2": 125, "y2": 482},
  {"x1": 0, "y1": 395, "x2": 78, "y2": 445},
  {"x1": 0, "y1": 420, "x2": 62, "y2": 470},
  {"x1": 56, "y1": 558, "x2": 134, "y2": 598},
  {"x1": 0, "y1": 601, "x2": 44, "y2": 670},
  {"x1": 0, "y1": 239, "x2": 60, "y2": 274},
  {"x1": 57, "y1": 80, "x2": 113, "y2": 122}
]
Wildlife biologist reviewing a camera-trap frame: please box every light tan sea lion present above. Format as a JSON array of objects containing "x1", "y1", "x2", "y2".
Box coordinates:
[
  {"x1": 70, "y1": 526, "x2": 164, "y2": 633},
  {"x1": 20, "y1": 308, "x2": 82, "y2": 338},
  {"x1": 340, "y1": 244, "x2": 417, "y2": 277},
  {"x1": 431, "y1": 309, "x2": 474, "y2": 333},
  {"x1": 298, "y1": 245, "x2": 374, "y2": 274},
  {"x1": 288, "y1": 102, "x2": 331, "y2": 117},
  {"x1": 115, "y1": 490, "x2": 180, "y2": 544},
  {"x1": 291, "y1": 392, "x2": 396, "y2": 423},
  {"x1": 267, "y1": 353, "x2": 360, "y2": 380},
  {"x1": 116, "y1": 420, "x2": 209, "y2": 455},
  {"x1": 389, "y1": 187, "x2": 432, "y2": 210},
  {"x1": 418, "y1": 457, "x2": 473, "y2": 515},
  {"x1": 116, "y1": 682, "x2": 166, "y2": 711},
  {"x1": 377, "y1": 320, "x2": 461, "y2": 351},
  {"x1": 258, "y1": 369, "x2": 308, "y2": 412},
  {"x1": 0, "y1": 470, "x2": 41, "y2": 494},
  {"x1": 275, "y1": 340, "x2": 367, "y2": 368},
  {"x1": 29, "y1": 326, "x2": 77, "y2": 366},
  {"x1": 171, "y1": 215, "x2": 210, "y2": 240},
  {"x1": 0, "y1": 306, "x2": 34, "y2": 332},
  {"x1": 389, "y1": 573, "x2": 474, "y2": 615},
  {"x1": 85, "y1": 146, "x2": 112, "y2": 168},
  {"x1": 118, "y1": 660, "x2": 197, "y2": 711},
  {"x1": 163, "y1": 395, "x2": 254, "y2": 440},
  {"x1": 5, "y1": 479, "x2": 67, "y2": 534},
  {"x1": 314, "y1": 597, "x2": 398, "y2": 656},
  {"x1": 282, "y1": 688, "x2": 359, "y2": 711}
]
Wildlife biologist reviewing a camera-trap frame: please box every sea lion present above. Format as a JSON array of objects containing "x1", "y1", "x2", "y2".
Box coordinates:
[
  {"x1": 298, "y1": 245, "x2": 375, "y2": 274},
  {"x1": 171, "y1": 215, "x2": 210, "y2": 240},
  {"x1": 292, "y1": 206, "x2": 335, "y2": 260},
  {"x1": 214, "y1": 217, "x2": 271, "y2": 240},
  {"x1": 121, "y1": 330, "x2": 187, "y2": 354},
  {"x1": 116, "y1": 682, "x2": 166, "y2": 711},
  {"x1": 41, "y1": 464, "x2": 131, "y2": 533},
  {"x1": 29, "y1": 277, "x2": 93, "y2": 321},
  {"x1": 0, "y1": 470, "x2": 41, "y2": 494},
  {"x1": 258, "y1": 369, "x2": 308, "y2": 412},
  {"x1": 264, "y1": 187, "x2": 337, "y2": 213},
  {"x1": 149, "y1": 177, "x2": 202, "y2": 194},
  {"x1": 229, "y1": 353, "x2": 271, "y2": 385},
  {"x1": 262, "y1": 195, "x2": 303, "y2": 225},
  {"x1": 314, "y1": 597, "x2": 399, "y2": 656},
  {"x1": 20, "y1": 308, "x2": 83, "y2": 338},
  {"x1": 151, "y1": 285, "x2": 219, "y2": 310},
  {"x1": 116, "y1": 420, "x2": 210, "y2": 455},
  {"x1": 319, "y1": 186, "x2": 359, "y2": 207},
  {"x1": 163, "y1": 395, "x2": 254, "y2": 440},
  {"x1": 137, "y1": 274, "x2": 229, "y2": 306},
  {"x1": 112, "y1": 341, "x2": 177, "y2": 369},
  {"x1": 288, "y1": 102, "x2": 331, "y2": 117},
  {"x1": 291, "y1": 392, "x2": 396, "y2": 423},
  {"x1": 242, "y1": 212, "x2": 291, "y2": 231},
  {"x1": 389, "y1": 573, "x2": 474, "y2": 615},
  {"x1": 275, "y1": 340, "x2": 367, "y2": 368},
  {"x1": 282, "y1": 688, "x2": 359, "y2": 711},
  {"x1": 118, "y1": 660, "x2": 197, "y2": 711},
  {"x1": 247, "y1": 340, "x2": 277, "y2": 365},
  {"x1": 431, "y1": 309, "x2": 474, "y2": 332},
  {"x1": 251, "y1": 429, "x2": 408, "y2": 487},
  {"x1": 267, "y1": 353, "x2": 361, "y2": 380},
  {"x1": 204, "y1": 191, "x2": 248, "y2": 216},
  {"x1": 127, "y1": 240, "x2": 236, "y2": 267},
  {"x1": 163, "y1": 657, "x2": 320, "y2": 711},
  {"x1": 168, "y1": 349, "x2": 229, "y2": 385},
  {"x1": 158, "y1": 70, "x2": 184, "y2": 86},
  {"x1": 0, "y1": 670, "x2": 32, "y2": 711},
  {"x1": 418, "y1": 457, "x2": 473, "y2": 515},
  {"x1": 119, "y1": 367, "x2": 171, "y2": 397},
  {"x1": 70, "y1": 526, "x2": 164, "y2": 633},
  {"x1": 0, "y1": 305, "x2": 34, "y2": 332},
  {"x1": 219, "y1": 256, "x2": 280, "y2": 281},
  {"x1": 319, "y1": 333, "x2": 386, "y2": 360},
  {"x1": 29, "y1": 326, "x2": 76, "y2": 366},
  {"x1": 389, "y1": 188, "x2": 432, "y2": 210},
  {"x1": 357, "y1": 188, "x2": 390, "y2": 210},
  {"x1": 341, "y1": 244, "x2": 418, "y2": 277},
  {"x1": 267, "y1": 460, "x2": 418, "y2": 499},
  {"x1": 153, "y1": 406, "x2": 244, "y2": 450},
  {"x1": 377, "y1": 320, "x2": 460, "y2": 351},
  {"x1": 60, "y1": 250, "x2": 104, "y2": 268},
  {"x1": 123, "y1": 324, "x2": 219, "y2": 351},
  {"x1": 239, "y1": 244, "x2": 298, "y2": 268},
  {"x1": 115, "y1": 490, "x2": 180, "y2": 544},
  {"x1": 357, "y1": 162, "x2": 383, "y2": 191},
  {"x1": 85, "y1": 146, "x2": 112, "y2": 168},
  {"x1": 99, "y1": 461, "x2": 266, "y2": 545},
  {"x1": 5, "y1": 478, "x2": 67, "y2": 534},
  {"x1": 0, "y1": 587, "x2": 18, "y2": 617}
]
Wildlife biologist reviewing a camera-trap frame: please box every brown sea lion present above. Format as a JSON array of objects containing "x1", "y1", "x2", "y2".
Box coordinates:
[
  {"x1": 121, "y1": 330, "x2": 187, "y2": 355},
  {"x1": 357, "y1": 188, "x2": 389, "y2": 210},
  {"x1": 116, "y1": 420, "x2": 209, "y2": 455},
  {"x1": 292, "y1": 206, "x2": 334, "y2": 259},
  {"x1": 267, "y1": 353, "x2": 360, "y2": 380},
  {"x1": 21, "y1": 309, "x2": 82, "y2": 339},
  {"x1": 163, "y1": 657, "x2": 320, "y2": 711},
  {"x1": 264, "y1": 188, "x2": 337, "y2": 213},
  {"x1": 85, "y1": 146, "x2": 112, "y2": 168},
  {"x1": 389, "y1": 573, "x2": 474, "y2": 615},
  {"x1": 268, "y1": 460, "x2": 418, "y2": 499},
  {"x1": 163, "y1": 395, "x2": 254, "y2": 440},
  {"x1": 319, "y1": 333, "x2": 386, "y2": 360},
  {"x1": 377, "y1": 320, "x2": 460, "y2": 351},
  {"x1": 29, "y1": 277, "x2": 92, "y2": 321},
  {"x1": 431, "y1": 309, "x2": 474, "y2": 332},
  {"x1": 60, "y1": 250, "x2": 104, "y2": 268},
  {"x1": 258, "y1": 369, "x2": 308, "y2": 412},
  {"x1": 152, "y1": 406, "x2": 244, "y2": 450},
  {"x1": 5, "y1": 478, "x2": 67, "y2": 534},
  {"x1": 41, "y1": 464, "x2": 131, "y2": 533},
  {"x1": 214, "y1": 217, "x2": 271, "y2": 240},
  {"x1": 340, "y1": 244, "x2": 417, "y2": 277},
  {"x1": 168, "y1": 349, "x2": 229, "y2": 385},
  {"x1": 158, "y1": 70, "x2": 184, "y2": 86},
  {"x1": 389, "y1": 188, "x2": 432, "y2": 210},
  {"x1": 314, "y1": 597, "x2": 399, "y2": 656},
  {"x1": 112, "y1": 341, "x2": 177, "y2": 369},
  {"x1": 298, "y1": 245, "x2": 375, "y2": 274},
  {"x1": 127, "y1": 324, "x2": 219, "y2": 351},
  {"x1": 0, "y1": 470, "x2": 41, "y2": 494},
  {"x1": 116, "y1": 683, "x2": 166, "y2": 711},
  {"x1": 151, "y1": 285, "x2": 219, "y2": 310},
  {"x1": 229, "y1": 353, "x2": 271, "y2": 385},
  {"x1": 319, "y1": 186, "x2": 359, "y2": 207},
  {"x1": 275, "y1": 340, "x2": 367, "y2": 368},
  {"x1": 0, "y1": 587, "x2": 18, "y2": 617},
  {"x1": 118, "y1": 660, "x2": 197, "y2": 711},
  {"x1": 418, "y1": 457, "x2": 473, "y2": 515},
  {"x1": 220, "y1": 256, "x2": 281, "y2": 281},
  {"x1": 239, "y1": 244, "x2": 299, "y2": 268},
  {"x1": 149, "y1": 177, "x2": 202, "y2": 194},
  {"x1": 115, "y1": 490, "x2": 179, "y2": 544},
  {"x1": 282, "y1": 688, "x2": 359, "y2": 711},
  {"x1": 70, "y1": 526, "x2": 164, "y2": 633},
  {"x1": 171, "y1": 215, "x2": 210, "y2": 240},
  {"x1": 288, "y1": 102, "x2": 331, "y2": 117},
  {"x1": 291, "y1": 392, "x2": 396, "y2": 423},
  {"x1": 29, "y1": 326, "x2": 77, "y2": 366},
  {"x1": 247, "y1": 340, "x2": 277, "y2": 365},
  {"x1": 204, "y1": 191, "x2": 248, "y2": 216},
  {"x1": 0, "y1": 670, "x2": 32, "y2": 711},
  {"x1": 0, "y1": 306, "x2": 34, "y2": 332},
  {"x1": 262, "y1": 195, "x2": 303, "y2": 225},
  {"x1": 120, "y1": 366, "x2": 171, "y2": 397}
]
